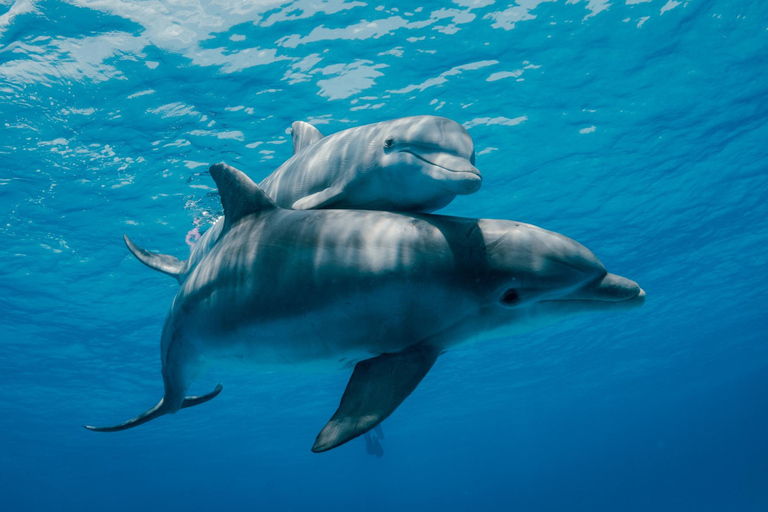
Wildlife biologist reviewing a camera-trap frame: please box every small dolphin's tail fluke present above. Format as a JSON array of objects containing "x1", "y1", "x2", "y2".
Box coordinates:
[
  {"x1": 84, "y1": 384, "x2": 223, "y2": 433},
  {"x1": 124, "y1": 234, "x2": 185, "y2": 282}
]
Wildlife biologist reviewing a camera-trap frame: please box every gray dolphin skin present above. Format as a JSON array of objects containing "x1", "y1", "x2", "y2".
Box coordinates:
[
  {"x1": 262, "y1": 115, "x2": 481, "y2": 212},
  {"x1": 86, "y1": 163, "x2": 645, "y2": 453}
]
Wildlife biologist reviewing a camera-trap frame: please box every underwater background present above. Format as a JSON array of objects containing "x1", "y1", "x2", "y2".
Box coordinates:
[{"x1": 1, "y1": 0, "x2": 767, "y2": 510}]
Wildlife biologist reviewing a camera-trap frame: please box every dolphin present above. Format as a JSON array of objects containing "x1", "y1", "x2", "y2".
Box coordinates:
[
  {"x1": 262, "y1": 115, "x2": 481, "y2": 212},
  {"x1": 86, "y1": 163, "x2": 645, "y2": 453}
]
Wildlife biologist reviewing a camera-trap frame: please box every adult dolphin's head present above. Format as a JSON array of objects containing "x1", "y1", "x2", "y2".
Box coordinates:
[
  {"x1": 459, "y1": 219, "x2": 645, "y2": 337},
  {"x1": 374, "y1": 115, "x2": 480, "y2": 198}
]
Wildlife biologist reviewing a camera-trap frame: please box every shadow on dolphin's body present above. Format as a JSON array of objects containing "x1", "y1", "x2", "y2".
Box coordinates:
[{"x1": 86, "y1": 164, "x2": 645, "y2": 453}]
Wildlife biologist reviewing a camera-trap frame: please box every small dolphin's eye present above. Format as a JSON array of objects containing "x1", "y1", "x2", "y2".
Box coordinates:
[
  {"x1": 500, "y1": 289, "x2": 520, "y2": 306},
  {"x1": 384, "y1": 138, "x2": 394, "y2": 149}
]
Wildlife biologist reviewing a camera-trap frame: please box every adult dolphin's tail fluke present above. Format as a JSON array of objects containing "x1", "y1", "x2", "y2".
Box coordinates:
[{"x1": 83, "y1": 384, "x2": 223, "y2": 432}]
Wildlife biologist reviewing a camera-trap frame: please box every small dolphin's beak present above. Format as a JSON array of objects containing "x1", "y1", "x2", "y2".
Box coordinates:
[{"x1": 404, "y1": 150, "x2": 482, "y2": 194}]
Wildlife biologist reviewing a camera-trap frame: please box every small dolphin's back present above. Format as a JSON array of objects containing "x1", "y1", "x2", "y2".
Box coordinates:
[{"x1": 258, "y1": 131, "x2": 360, "y2": 209}]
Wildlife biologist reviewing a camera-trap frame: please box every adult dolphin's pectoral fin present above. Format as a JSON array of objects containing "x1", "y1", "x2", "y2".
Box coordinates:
[
  {"x1": 312, "y1": 345, "x2": 439, "y2": 453},
  {"x1": 291, "y1": 186, "x2": 346, "y2": 210},
  {"x1": 124, "y1": 235, "x2": 185, "y2": 282},
  {"x1": 291, "y1": 121, "x2": 324, "y2": 154},
  {"x1": 84, "y1": 384, "x2": 223, "y2": 432}
]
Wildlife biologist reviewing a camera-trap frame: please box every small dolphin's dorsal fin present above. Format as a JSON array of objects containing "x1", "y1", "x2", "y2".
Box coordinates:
[
  {"x1": 291, "y1": 121, "x2": 324, "y2": 154},
  {"x1": 209, "y1": 163, "x2": 278, "y2": 231},
  {"x1": 124, "y1": 235, "x2": 185, "y2": 282},
  {"x1": 312, "y1": 344, "x2": 440, "y2": 453}
]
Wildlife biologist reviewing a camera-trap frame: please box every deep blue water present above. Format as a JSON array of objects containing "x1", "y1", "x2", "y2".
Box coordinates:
[{"x1": 1, "y1": 0, "x2": 767, "y2": 510}]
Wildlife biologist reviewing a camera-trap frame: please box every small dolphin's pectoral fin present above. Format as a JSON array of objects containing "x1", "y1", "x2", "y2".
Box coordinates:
[
  {"x1": 312, "y1": 345, "x2": 439, "y2": 453},
  {"x1": 291, "y1": 186, "x2": 345, "y2": 210},
  {"x1": 209, "y1": 163, "x2": 278, "y2": 231},
  {"x1": 124, "y1": 235, "x2": 185, "y2": 282},
  {"x1": 291, "y1": 121, "x2": 324, "y2": 154},
  {"x1": 84, "y1": 384, "x2": 223, "y2": 433}
]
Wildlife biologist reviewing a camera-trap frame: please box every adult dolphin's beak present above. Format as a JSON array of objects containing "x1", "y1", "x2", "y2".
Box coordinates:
[{"x1": 561, "y1": 273, "x2": 646, "y2": 311}]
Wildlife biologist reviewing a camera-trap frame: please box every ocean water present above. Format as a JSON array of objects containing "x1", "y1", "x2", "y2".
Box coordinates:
[{"x1": 1, "y1": 0, "x2": 767, "y2": 510}]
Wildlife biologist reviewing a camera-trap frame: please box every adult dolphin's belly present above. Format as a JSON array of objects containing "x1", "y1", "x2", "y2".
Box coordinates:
[{"x1": 181, "y1": 292, "x2": 421, "y2": 371}]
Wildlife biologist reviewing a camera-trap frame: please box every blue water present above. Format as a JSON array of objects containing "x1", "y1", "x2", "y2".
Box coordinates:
[{"x1": 1, "y1": 0, "x2": 767, "y2": 510}]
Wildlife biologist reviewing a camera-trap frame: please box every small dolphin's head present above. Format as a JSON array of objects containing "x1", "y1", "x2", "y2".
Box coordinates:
[
  {"x1": 474, "y1": 220, "x2": 645, "y2": 333},
  {"x1": 372, "y1": 116, "x2": 481, "y2": 209}
]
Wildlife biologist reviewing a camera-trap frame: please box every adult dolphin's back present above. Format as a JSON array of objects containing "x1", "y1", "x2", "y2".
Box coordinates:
[{"x1": 260, "y1": 115, "x2": 481, "y2": 212}]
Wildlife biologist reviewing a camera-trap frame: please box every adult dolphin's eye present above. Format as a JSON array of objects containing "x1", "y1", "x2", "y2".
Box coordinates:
[
  {"x1": 384, "y1": 138, "x2": 394, "y2": 149},
  {"x1": 500, "y1": 289, "x2": 520, "y2": 306}
]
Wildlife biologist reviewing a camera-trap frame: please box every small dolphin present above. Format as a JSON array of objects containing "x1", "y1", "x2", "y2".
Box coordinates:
[
  {"x1": 262, "y1": 115, "x2": 481, "y2": 212},
  {"x1": 87, "y1": 164, "x2": 645, "y2": 453}
]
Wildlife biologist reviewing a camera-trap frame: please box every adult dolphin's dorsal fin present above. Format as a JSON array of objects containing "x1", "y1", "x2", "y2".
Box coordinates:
[
  {"x1": 291, "y1": 121, "x2": 324, "y2": 154},
  {"x1": 124, "y1": 235, "x2": 185, "y2": 282},
  {"x1": 312, "y1": 344, "x2": 440, "y2": 453},
  {"x1": 209, "y1": 163, "x2": 278, "y2": 231}
]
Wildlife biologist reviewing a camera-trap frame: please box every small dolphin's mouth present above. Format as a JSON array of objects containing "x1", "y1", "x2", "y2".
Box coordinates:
[{"x1": 401, "y1": 150, "x2": 481, "y2": 179}]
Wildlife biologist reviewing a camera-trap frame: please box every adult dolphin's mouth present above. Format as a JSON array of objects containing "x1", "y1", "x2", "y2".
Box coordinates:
[
  {"x1": 542, "y1": 273, "x2": 646, "y2": 311},
  {"x1": 402, "y1": 149, "x2": 482, "y2": 193},
  {"x1": 570, "y1": 273, "x2": 643, "y2": 302}
]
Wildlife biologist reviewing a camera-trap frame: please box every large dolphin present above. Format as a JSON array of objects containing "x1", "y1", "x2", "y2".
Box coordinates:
[{"x1": 87, "y1": 164, "x2": 645, "y2": 452}]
